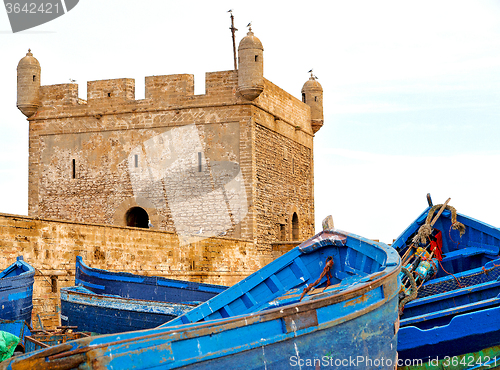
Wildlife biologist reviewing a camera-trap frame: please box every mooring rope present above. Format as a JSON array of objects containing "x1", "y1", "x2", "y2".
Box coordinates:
[{"x1": 412, "y1": 204, "x2": 466, "y2": 245}]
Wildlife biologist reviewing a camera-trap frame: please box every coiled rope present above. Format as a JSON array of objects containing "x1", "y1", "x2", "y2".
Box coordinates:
[{"x1": 412, "y1": 204, "x2": 466, "y2": 245}]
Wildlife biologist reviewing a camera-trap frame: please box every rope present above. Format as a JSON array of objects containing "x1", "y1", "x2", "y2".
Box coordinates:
[
  {"x1": 399, "y1": 267, "x2": 418, "y2": 315},
  {"x1": 448, "y1": 224, "x2": 462, "y2": 246},
  {"x1": 437, "y1": 259, "x2": 463, "y2": 289},
  {"x1": 482, "y1": 263, "x2": 500, "y2": 274},
  {"x1": 35, "y1": 267, "x2": 54, "y2": 288},
  {"x1": 412, "y1": 204, "x2": 466, "y2": 245}
]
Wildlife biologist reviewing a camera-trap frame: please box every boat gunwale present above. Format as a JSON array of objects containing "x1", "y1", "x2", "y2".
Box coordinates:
[
  {"x1": 47, "y1": 256, "x2": 401, "y2": 362},
  {"x1": 163, "y1": 228, "x2": 399, "y2": 327},
  {"x1": 60, "y1": 287, "x2": 198, "y2": 307},
  {"x1": 392, "y1": 207, "x2": 500, "y2": 251},
  {"x1": 76, "y1": 256, "x2": 228, "y2": 292},
  {"x1": 0, "y1": 258, "x2": 35, "y2": 283}
]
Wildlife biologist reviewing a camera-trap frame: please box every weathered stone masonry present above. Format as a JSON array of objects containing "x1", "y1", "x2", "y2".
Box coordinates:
[
  {"x1": 11, "y1": 30, "x2": 325, "y2": 327},
  {"x1": 0, "y1": 213, "x2": 271, "y2": 329}
]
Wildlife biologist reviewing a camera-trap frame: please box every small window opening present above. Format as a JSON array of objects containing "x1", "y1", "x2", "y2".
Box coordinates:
[
  {"x1": 134, "y1": 154, "x2": 138, "y2": 168},
  {"x1": 72, "y1": 159, "x2": 76, "y2": 179},
  {"x1": 198, "y1": 152, "x2": 202, "y2": 172},
  {"x1": 315, "y1": 96, "x2": 318, "y2": 102},
  {"x1": 280, "y1": 224, "x2": 286, "y2": 241},
  {"x1": 33, "y1": 75, "x2": 36, "y2": 82},
  {"x1": 255, "y1": 55, "x2": 258, "y2": 62},
  {"x1": 51, "y1": 276, "x2": 58, "y2": 293},
  {"x1": 107, "y1": 92, "x2": 111, "y2": 97},
  {"x1": 292, "y1": 212, "x2": 299, "y2": 241},
  {"x1": 302, "y1": 93, "x2": 306, "y2": 103}
]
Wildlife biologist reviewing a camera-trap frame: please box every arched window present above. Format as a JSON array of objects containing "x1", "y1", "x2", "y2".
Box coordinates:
[
  {"x1": 125, "y1": 207, "x2": 149, "y2": 228},
  {"x1": 292, "y1": 212, "x2": 299, "y2": 241}
]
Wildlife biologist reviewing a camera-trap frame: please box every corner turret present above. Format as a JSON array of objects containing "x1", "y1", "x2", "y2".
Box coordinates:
[
  {"x1": 17, "y1": 49, "x2": 41, "y2": 118},
  {"x1": 237, "y1": 28, "x2": 264, "y2": 100},
  {"x1": 301, "y1": 74, "x2": 323, "y2": 133}
]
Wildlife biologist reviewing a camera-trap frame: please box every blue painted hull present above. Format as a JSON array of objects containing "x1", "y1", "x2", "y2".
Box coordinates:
[
  {"x1": 60, "y1": 286, "x2": 195, "y2": 334},
  {"x1": 393, "y1": 206, "x2": 500, "y2": 362},
  {"x1": 75, "y1": 256, "x2": 227, "y2": 303},
  {"x1": 1, "y1": 229, "x2": 401, "y2": 369},
  {"x1": 0, "y1": 257, "x2": 35, "y2": 324}
]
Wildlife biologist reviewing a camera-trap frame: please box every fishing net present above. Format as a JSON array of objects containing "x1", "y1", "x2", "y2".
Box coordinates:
[
  {"x1": 416, "y1": 263, "x2": 500, "y2": 299},
  {"x1": 0, "y1": 331, "x2": 19, "y2": 362}
]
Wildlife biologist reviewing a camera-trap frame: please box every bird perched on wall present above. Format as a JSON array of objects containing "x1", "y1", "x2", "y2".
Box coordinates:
[
  {"x1": 148, "y1": 220, "x2": 153, "y2": 228},
  {"x1": 69, "y1": 78, "x2": 76, "y2": 83}
]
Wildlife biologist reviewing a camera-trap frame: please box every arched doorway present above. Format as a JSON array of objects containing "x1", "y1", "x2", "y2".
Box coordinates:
[
  {"x1": 292, "y1": 212, "x2": 299, "y2": 241},
  {"x1": 125, "y1": 207, "x2": 149, "y2": 228}
]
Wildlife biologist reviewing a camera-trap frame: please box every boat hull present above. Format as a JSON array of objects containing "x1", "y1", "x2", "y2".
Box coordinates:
[
  {"x1": 398, "y1": 304, "x2": 500, "y2": 363},
  {"x1": 75, "y1": 256, "x2": 227, "y2": 303},
  {"x1": 166, "y1": 293, "x2": 399, "y2": 370},
  {"x1": 60, "y1": 287, "x2": 194, "y2": 334},
  {"x1": 0, "y1": 257, "x2": 35, "y2": 323}
]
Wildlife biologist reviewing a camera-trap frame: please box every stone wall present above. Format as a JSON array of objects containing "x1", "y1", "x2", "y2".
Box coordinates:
[
  {"x1": 0, "y1": 213, "x2": 269, "y2": 329},
  {"x1": 254, "y1": 123, "x2": 314, "y2": 247},
  {"x1": 27, "y1": 72, "x2": 316, "y2": 247}
]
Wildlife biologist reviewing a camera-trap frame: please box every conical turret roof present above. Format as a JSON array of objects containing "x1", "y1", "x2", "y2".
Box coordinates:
[{"x1": 238, "y1": 29, "x2": 263, "y2": 51}]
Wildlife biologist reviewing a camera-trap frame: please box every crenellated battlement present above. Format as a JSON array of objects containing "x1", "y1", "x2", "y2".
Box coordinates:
[
  {"x1": 40, "y1": 83, "x2": 79, "y2": 107},
  {"x1": 145, "y1": 74, "x2": 194, "y2": 100},
  {"x1": 88, "y1": 78, "x2": 135, "y2": 104},
  {"x1": 32, "y1": 70, "x2": 242, "y2": 120},
  {"x1": 30, "y1": 70, "x2": 314, "y2": 140}
]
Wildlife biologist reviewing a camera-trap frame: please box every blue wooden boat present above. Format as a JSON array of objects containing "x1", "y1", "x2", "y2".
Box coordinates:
[
  {"x1": 60, "y1": 257, "x2": 227, "y2": 334},
  {"x1": 74, "y1": 256, "x2": 228, "y2": 303},
  {"x1": 393, "y1": 197, "x2": 500, "y2": 366},
  {"x1": 1, "y1": 228, "x2": 401, "y2": 369},
  {"x1": 24, "y1": 327, "x2": 91, "y2": 353},
  {"x1": 60, "y1": 286, "x2": 196, "y2": 334},
  {"x1": 0, "y1": 257, "x2": 35, "y2": 324}
]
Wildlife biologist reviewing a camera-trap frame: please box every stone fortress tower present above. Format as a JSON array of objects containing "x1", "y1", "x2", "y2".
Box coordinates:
[{"x1": 17, "y1": 29, "x2": 324, "y2": 250}]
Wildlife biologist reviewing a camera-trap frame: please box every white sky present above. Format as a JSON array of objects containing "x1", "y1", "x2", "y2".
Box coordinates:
[{"x1": 1, "y1": 1, "x2": 500, "y2": 244}]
